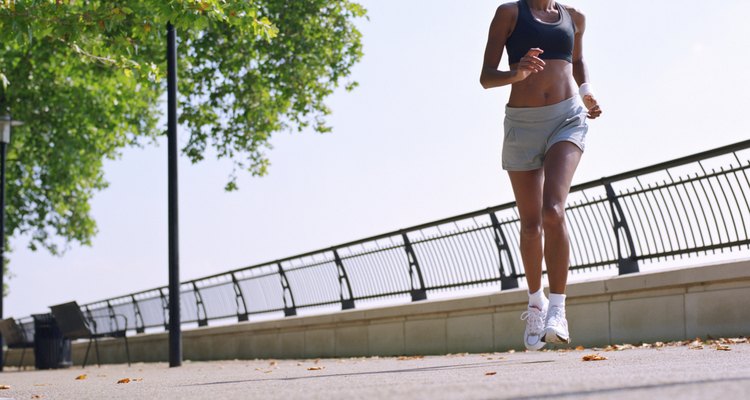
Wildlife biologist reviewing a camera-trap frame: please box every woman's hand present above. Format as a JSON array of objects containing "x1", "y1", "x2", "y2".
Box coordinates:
[
  {"x1": 514, "y1": 48, "x2": 545, "y2": 81},
  {"x1": 582, "y1": 94, "x2": 602, "y2": 119}
]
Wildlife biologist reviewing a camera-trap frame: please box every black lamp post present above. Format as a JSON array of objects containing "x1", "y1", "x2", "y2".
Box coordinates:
[
  {"x1": 166, "y1": 22, "x2": 182, "y2": 368},
  {"x1": 0, "y1": 113, "x2": 22, "y2": 372}
]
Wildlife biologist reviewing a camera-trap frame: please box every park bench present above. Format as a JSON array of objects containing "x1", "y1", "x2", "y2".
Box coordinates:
[
  {"x1": 50, "y1": 301, "x2": 131, "y2": 368},
  {"x1": 0, "y1": 317, "x2": 34, "y2": 370}
]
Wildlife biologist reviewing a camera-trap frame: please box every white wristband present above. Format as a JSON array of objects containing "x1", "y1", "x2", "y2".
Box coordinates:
[{"x1": 579, "y1": 83, "x2": 594, "y2": 98}]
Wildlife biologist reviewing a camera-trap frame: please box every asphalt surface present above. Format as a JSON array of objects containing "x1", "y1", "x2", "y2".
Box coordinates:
[{"x1": 1, "y1": 340, "x2": 748, "y2": 400}]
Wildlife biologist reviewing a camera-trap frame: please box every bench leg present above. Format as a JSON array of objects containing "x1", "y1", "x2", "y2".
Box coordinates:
[
  {"x1": 123, "y1": 336, "x2": 131, "y2": 367},
  {"x1": 93, "y1": 337, "x2": 101, "y2": 367},
  {"x1": 19, "y1": 348, "x2": 26, "y2": 370},
  {"x1": 83, "y1": 339, "x2": 93, "y2": 369}
]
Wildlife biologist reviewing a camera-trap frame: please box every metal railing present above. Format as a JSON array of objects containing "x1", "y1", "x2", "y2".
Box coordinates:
[
  {"x1": 18, "y1": 317, "x2": 34, "y2": 343},
  {"x1": 25, "y1": 140, "x2": 750, "y2": 334}
]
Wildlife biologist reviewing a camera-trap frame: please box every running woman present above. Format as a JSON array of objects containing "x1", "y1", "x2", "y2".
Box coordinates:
[{"x1": 480, "y1": 0, "x2": 602, "y2": 350}]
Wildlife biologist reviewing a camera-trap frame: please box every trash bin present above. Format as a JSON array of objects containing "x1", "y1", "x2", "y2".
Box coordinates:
[{"x1": 32, "y1": 313, "x2": 72, "y2": 369}]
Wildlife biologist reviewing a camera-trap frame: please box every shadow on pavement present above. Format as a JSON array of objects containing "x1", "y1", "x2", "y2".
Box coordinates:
[{"x1": 184, "y1": 359, "x2": 555, "y2": 387}]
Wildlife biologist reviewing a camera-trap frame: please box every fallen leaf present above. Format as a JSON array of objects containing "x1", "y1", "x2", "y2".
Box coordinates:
[
  {"x1": 575, "y1": 346, "x2": 585, "y2": 351},
  {"x1": 0, "y1": 385, "x2": 10, "y2": 390},
  {"x1": 716, "y1": 345, "x2": 731, "y2": 351},
  {"x1": 75, "y1": 374, "x2": 88, "y2": 380},
  {"x1": 307, "y1": 366, "x2": 325, "y2": 371},
  {"x1": 32, "y1": 395, "x2": 44, "y2": 399},
  {"x1": 689, "y1": 345, "x2": 704, "y2": 350},
  {"x1": 397, "y1": 355, "x2": 424, "y2": 361},
  {"x1": 486, "y1": 357, "x2": 494, "y2": 360},
  {"x1": 582, "y1": 354, "x2": 607, "y2": 361},
  {"x1": 117, "y1": 378, "x2": 131, "y2": 384},
  {"x1": 485, "y1": 371, "x2": 497, "y2": 376},
  {"x1": 269, "y1": 360, "x2": 278, "y2": 367}
]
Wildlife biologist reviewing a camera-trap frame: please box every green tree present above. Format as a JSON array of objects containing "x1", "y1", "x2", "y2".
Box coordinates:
[{"x1": 0, "y1": 1, "x2": 365, "y2": 263}]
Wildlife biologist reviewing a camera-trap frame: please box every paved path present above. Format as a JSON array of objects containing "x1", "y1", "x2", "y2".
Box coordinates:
[{"x1": 1, "y1": 341, "x2": 749, "y2": 399}]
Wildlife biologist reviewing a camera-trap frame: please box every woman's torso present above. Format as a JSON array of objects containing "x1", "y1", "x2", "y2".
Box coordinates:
[{"x1": 506, "y1": 0, "x2": 577, "y2": 108}]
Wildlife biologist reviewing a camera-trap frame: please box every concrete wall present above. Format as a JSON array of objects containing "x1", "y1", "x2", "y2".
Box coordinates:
[{"x1": 7, "y1": 259, "x2": 750, "y2": 367}]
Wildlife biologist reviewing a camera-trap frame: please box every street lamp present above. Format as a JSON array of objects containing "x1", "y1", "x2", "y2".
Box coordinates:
[{"x1": 0, "y1": 113, "x2": 22, "y2": 372}]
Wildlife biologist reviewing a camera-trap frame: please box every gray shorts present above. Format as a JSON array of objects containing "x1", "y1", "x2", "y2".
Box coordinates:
[{"x1": 502, "y1": 96, "x2": 588, "y2": 171}]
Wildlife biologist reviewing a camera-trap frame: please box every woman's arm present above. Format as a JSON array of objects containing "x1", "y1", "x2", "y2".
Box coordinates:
[
  {"x1": 568, "y1": 7, "x2": 602, "y2": 119},
  {"x1": 480, "y1": 4, "x2": 545, "y2": 89}
]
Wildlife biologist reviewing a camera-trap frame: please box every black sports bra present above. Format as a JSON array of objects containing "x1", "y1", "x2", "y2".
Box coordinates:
[{"x1": 506, "y1": 0, "x2": 575, "y2": 64}]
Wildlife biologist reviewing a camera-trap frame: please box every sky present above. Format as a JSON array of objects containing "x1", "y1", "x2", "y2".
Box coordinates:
[{"x1": 6, "y1": 0, "x2": 750, "y2": 318}]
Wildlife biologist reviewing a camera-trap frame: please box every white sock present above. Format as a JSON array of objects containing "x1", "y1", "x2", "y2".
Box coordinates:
[
  {"x1": 528, "y1": 288, "x2": 548, "y2": 310},
  {"x1": 549, "y1": 293, "x2": 566, "y2": 308}
]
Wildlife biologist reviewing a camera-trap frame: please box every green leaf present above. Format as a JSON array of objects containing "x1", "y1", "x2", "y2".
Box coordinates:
[
  {"x1": 0, "y1": 72, "x2": 9, "y2": 90},
  {"x1": 0, "y1": 0, "x2": 366, "y2": 273}
]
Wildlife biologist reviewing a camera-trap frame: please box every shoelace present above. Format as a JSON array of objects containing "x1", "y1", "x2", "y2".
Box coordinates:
[
  {"x1": 520, "y1": 308, "x2": 545, "y2": 334},
  {"x1": 546, "y1": 306, "x2": 566, "y2": 327}
]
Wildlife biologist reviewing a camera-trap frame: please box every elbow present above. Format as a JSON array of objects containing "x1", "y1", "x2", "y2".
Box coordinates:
[{"x1": 479, "y1": 73, "x2": 491, "y2": 90}]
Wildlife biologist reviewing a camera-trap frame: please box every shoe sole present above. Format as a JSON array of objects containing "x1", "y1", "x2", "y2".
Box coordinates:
[
  {"x1": 524, "y1": 339, "x2": 545, "y2": 351},
  {"x1": 544, "y1": 329, "x2": 570, "y2": 344}
]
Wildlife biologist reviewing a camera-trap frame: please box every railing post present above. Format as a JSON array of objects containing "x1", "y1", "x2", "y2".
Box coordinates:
[
  {"x1": 604, "y1": 182, "x2": 640, "y2": 274},
  {"x1": 277, "y1": 263, "x2": 297, "y2": 316},
  {"x1": 402, "y1": 233, "x2": 427, "y2": 301},
  {"x1": 191, "y1": 281, "x2": 209, "y2": 327},
  {"x1": 130, "y1": 295, "x2": 146, "y2": 333},
  {"x1": 159, "y1": 288, "x2": 170, "y2": 330},
  {"x1": 83, "y1": 305, "x2": 97, "y2": 334},
  {"x1": 333, "y1": 250, "x2": 356, "y2": 310},
  {"x1": 106, "y1": 300, "x2": 119, "y2": 332},
  {"x1": 489, "y1": 213, "x2": 519, "y2": 290},
  {"x1": 230, "y1": 273, "x2": 249, "y2": 322}
]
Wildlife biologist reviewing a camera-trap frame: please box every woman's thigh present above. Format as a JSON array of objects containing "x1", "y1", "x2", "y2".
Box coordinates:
[{"x1": 508, "y1": 169, "x2": 544, "y2": 225}]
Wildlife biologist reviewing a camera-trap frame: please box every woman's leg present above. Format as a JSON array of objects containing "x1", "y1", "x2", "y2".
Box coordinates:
[
  {"x1": 508, "y1": 168, "x2": 548, "y2": 350},
  {"x1": 507, "y1": 169, "x2": 545, "y2": 293},
  {"x1": 542, "y1": 142, "x2": 583, "y2": 295}
]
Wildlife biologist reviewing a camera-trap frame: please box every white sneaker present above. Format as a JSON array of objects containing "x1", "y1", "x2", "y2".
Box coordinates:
[
  {"x1": 544, "y1": 305, "x2": 571, "y2": 344},
  {"x1": 520, "y1": 305, "x2": 547, "y2": 351}
]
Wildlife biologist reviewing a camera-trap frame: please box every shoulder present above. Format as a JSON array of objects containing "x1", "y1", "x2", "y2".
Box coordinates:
[
  {"x1": 561, "y1": 4, "x2": 585, "y2": 23},
  {"x1": 561, "y1": 4, "x2": 586, "y2": 31},
  {"x1": 489, "y1": 2, "x2": 520, "y2": 36},
  {"x1": 494, "y1": 1, "x2": 519, "y2": 21}
]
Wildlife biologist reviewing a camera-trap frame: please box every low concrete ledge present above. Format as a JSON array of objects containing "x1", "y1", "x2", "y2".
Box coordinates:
[{"x1": 7, "y1": 259, "x2": 750, "y2": 366}]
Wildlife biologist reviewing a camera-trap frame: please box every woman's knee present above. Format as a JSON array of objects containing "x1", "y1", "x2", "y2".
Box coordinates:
[
  {"x1": 542, "y1": 202, "x2": 566, "y2": 228},
  {"x1": 520, "y1": 219, "x2": 542, "y2": 238}
]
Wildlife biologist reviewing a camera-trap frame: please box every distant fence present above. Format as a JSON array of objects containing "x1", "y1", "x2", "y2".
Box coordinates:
[{"x1": 25, "y1": 140, "x2": 750, "y2": 333}]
